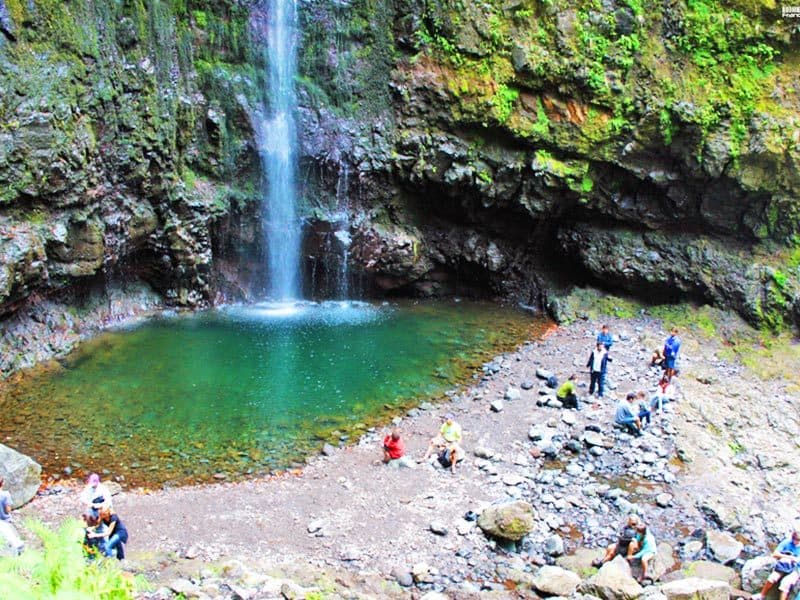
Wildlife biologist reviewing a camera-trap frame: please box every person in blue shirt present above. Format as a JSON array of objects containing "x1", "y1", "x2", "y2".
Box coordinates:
[
  {"x1": 663, "y1": 327, "x2": 681, "y2": 381},
  {"x1": 752, "y1": 528, "x2": 800, "y2": 600},
  {"x1": 627, "y1": 523, "x2": 657, "y2": 583},
  {"x1": 597, "y1": 324, "x2": 614, "y2": 351},
  {"x1": 615, "y1": 393, "x2": 642, "y2": 436}
]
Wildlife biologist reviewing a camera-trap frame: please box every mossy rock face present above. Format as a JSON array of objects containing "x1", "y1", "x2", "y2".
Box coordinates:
[{"x1": 477, "y1": 500, "x2": 535, "y2": 541}]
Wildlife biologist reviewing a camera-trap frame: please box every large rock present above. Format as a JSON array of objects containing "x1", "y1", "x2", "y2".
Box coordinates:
[
  {"x1": 705, "y1": 530, "x2": 743, "y2": 564},
  {"x1": 0, "y1": 444, "x2": 41, "y2": 507},
  {"x1": 659, "y1": 577, "x2": 730, "y2": 600},
  {"x1": 580, "y1": 556, "x2": 643, "y2": 600},
  {"x1": 649, "y1": 542, "x2": 678, "y2": 582},
  {"x1": 679, "y1": 561, "x2": 738, "y2": 587},
  {"x1": 532, "y1": 565, "x2": 581, "y2": 596},
  {"x1": 557, "y1": 547, "x2": 605, "y2": 574},
  {"x1": 740, "y1": 556, "x2": 775, "y2": 593},
  {"x1": 477, "y1": 500, "x2": 535, "y2": 541}
]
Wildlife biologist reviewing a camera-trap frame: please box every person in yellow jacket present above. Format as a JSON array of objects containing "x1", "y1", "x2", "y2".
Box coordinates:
[{"x1": 423, "y1": 413, "x2": 464, "y2": 472}]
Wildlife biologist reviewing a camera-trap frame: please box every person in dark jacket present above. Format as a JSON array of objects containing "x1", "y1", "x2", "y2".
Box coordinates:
[{"x1": 587, "y1": 342, "x2": 609, "y2": 398}]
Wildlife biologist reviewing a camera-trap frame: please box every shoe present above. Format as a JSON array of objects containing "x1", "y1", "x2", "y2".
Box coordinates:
[{"x1": 591, "y1": 559, "x2": 604, "y2": 568}]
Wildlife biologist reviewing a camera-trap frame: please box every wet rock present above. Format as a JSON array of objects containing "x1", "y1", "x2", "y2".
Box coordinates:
[
  {"x1": 705, "y1": 530, "x2": 743, "y2": 564},
  {"x1": 659, "y1": 577, "x2": 730, "y2": 600},
  {"x1": 0, "y1": 444, "x2": 42, "y2": 508},
  {"x1": 477, "y1": 500, "x2": 535, "y2": 541}
]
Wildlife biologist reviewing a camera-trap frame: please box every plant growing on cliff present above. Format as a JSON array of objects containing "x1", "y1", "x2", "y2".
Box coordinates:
[{"x1": 0, "y1": 519, "x2": 138, "y2": 599}]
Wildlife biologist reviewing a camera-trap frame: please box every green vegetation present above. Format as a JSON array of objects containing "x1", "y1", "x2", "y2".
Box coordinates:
[{"x1": 0, "y1": 519, "x2": 138, "y2": 599}]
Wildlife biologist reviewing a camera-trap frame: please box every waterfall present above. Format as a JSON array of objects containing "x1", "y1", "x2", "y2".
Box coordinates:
[
  {"x1": 334, "y1": 163, "x2": 351, "y2": 299},
  {"x1": 259, "y1": 0, "x2": 300, "y2": 301}
]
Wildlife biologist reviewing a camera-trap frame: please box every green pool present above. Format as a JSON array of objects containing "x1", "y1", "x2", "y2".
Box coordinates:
[{"x1": 0, "y1": 300, "x2": 547, "y2": 486}]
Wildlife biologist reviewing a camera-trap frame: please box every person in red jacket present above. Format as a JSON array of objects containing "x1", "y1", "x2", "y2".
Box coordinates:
[{"x1": 382, "y1": 429, "x2": 405, "y2": 463}]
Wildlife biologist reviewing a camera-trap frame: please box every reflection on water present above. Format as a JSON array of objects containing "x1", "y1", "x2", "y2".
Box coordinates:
[{"x1": 0, "y1": 300, "x2": 548, "y2": 486}]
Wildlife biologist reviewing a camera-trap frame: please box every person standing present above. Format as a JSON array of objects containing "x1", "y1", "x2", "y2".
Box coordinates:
[
  {"x1": 80, "y1": 473, "x2": 113, "y2": 517},
  {"x1": 663, "y1": 327, "x2": 681, "y2": 381},
  {"x1": 587, "y1": 342, "x2": 609, "y2": 398},
  {"x1": 0, "y1": 477, "x2": 24, "y2": 555},
  {"x1": 597, "y1": 324, "x2": 614, "y2": 351}
]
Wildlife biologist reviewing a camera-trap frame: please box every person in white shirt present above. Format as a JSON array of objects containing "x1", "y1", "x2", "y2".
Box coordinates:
[
  {"x1": 0, "y1": 477, "x2": 24, "y2": 555},
  {"x1": 80, "y1": 473, "x2": 113, "y2": 516}
]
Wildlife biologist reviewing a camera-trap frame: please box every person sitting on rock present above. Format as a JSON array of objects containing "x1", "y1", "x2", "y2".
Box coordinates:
[
  {"x1": 82, "y1": 512, "x2": 107, "y2": 560},
  {"x1": 752, "y1": 527, "x2": 800, "y2": 600},
  {"x1": 587, "y1": 343, "x2": 609, "y2": 398},
  {"x1": 649, "y1": 376, "x2": 675, "y2": 415},
  {"x1": 423, "y1": 413, "x2": 463, "y2": 463},
  {"x1": 636, "y1": 391, "x2": 652, "y2": 429},
  {"x1": 615, "y1": 393, "x2": 642, "y2": 436},
  {"x1": 627, "y1": 522, "x2": 657, "y2": 584},
  {"x1": 382, "y1": 429, "x2": 413, "y2": 468},
  {"x1": 592, "y1": 514, "x2": 640, "y2": 567},
  {"x1": 650, "y1": 348, "x2": 665, "y2": 369},
  {"x1": 556, "y1": 374, "x2": 580, "y2": 409},
  {"x1": 80, "y1": 473, "x2": 112, "y2": 517},
  {"x1": 436, "y1": 443, "x2": 464, "y2": 474}
]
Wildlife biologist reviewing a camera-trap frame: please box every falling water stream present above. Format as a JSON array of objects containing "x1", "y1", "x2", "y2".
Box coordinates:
[{"x1": 260, "y1": 0, "x2": 300, "y2": 300}]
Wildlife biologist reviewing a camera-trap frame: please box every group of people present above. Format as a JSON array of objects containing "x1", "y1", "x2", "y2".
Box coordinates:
[
  {"x1": 380, "y1": 413, "x2": 464, "y2": 474},
  {"x1": 593, "y1": 514, "x2": 657, "y2": 583},
  {"x1": 79, "y1": 473, "x2": 129, "y2": 560}
]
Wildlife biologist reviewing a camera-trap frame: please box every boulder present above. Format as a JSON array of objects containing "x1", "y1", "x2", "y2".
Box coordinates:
[
  {"x1": 580, "y1": 556, "x2": 643, "y2": 600},
  {"x1": 0, "y1": 444, "x2": 41, "y2": 507},
  {"x1": 740, "y1": 556, "x2": 775, "y2": 593},
  {"x1": 659, "y1": 577, "x2": 730, "y2": 600},
  {"x1": 556, "y1": 547, "x2": 605, "y2": 574},
  {"x1": 705, "y1": 530, "x2": 743, "y2": 564},
  {"x1": 649, "y1": 542, "x2": 677, "y2": 582},
  {"x1": 532, "y1": 565, "x2": 582, "y2": 596},
  {"x1": 477, "y1": 500, "x2": 535, "y2": 541},
  {"x1": 679, "y1": 561, "x2": 738, "y2": 587}
]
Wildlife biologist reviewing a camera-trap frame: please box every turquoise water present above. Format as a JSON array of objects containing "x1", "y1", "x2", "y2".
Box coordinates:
[{"x1": 1, "y1": 300, "x2": 546, "y2": 486}]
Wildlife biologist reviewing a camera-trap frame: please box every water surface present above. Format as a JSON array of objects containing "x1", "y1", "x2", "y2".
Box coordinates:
[{"x1": 0, "y1": 300, "x2": 548, "y2": 486}]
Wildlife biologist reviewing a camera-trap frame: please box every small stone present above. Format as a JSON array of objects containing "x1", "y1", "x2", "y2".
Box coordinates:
[
  {"x1": 430, "y1": 521, "x2": 449, "y2": 536},
  {"x1": 393, "y1": 569, "x2": 414, "y2": 587},
  {"x1": 706, "y1": 529, "x2": 743, "y2": 564},
  {"x1": 545, "y1": 535, "x2": 565, "y2": 556},
  {"x1": 213, "y1": 472, "x2": 227, "y2": 480},
  {"x1": 536, "y1": 368, "x2": 554, "y2": 380},
  {"x1": 307, "y1": 519, "x2": 326, "y2": 534},
  {"x1": 504, "y1": 387, "x2": 521, "y2": 401},
  {"x1": 521, "y1": 380, "x2": 535, "y2": 390},
  {"x1": 656, "y1": 493, "x2": 673, "y2": 508},
  {"x1": 490, "y1": 399, "x2": 504, "y2": 412},
  {"x1": 474, "y1": 446, "x2": 495, "y2": 459},
  {"x1": 562, "y1": 412, "x2": 577, "y2": 426},
  {"x1": 182, "y1": 545, "x2": 201, "y2": 559},
  {"x1": 321, "y1": 443, "x2": 336, "y2": 456}
]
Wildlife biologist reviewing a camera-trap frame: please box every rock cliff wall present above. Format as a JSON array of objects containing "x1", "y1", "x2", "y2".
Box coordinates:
[{"x1": 296, "y1": 0, "x2": 800, "y2": 329}]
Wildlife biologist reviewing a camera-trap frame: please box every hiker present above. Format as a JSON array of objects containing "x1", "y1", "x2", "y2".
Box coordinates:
[
  {"x1": 382, "y1": 429, "x2": 413, "y2": 468},
  {"x1": 650, "y1": 376, "x2": 675, "y2": 414},
  {"x1": 423, "y1": 413, "x2": 463, "y2": 462},
  {"x1": 0, "y1": 477, "x2": 24, "y2": 556},
  {"x1": 650, "y1": 348, "x2": 665, "y2": 369},
  {"x1": 556, "y1": 374, "x2": 580, "y2": 409},
  {"x1": 80, "y1": 473, "x2": 112, "y2": 516},
  {"x1": 597, "y1": 324, "x2": 614, "y2": 351},
  {"x1": 628, "y1": 522, "x2": 657, "y2": 583},
  {"x1": 96, "y1": 507, "x2": 129, "y2": 560},
  {"x1": 436, "y1": 443, "x2": 464, "y2": 474},
  {"x1": 587, "y1": 342, "x2": 609, "y2": 398},
  {"x1": 663, "y1": 327, "x2": 681, "y2": 381},
  {"x1": 615, "y1": 393, "x2": 642, "y2": 436},
  {"x1": 82, "y1": 512, "x2": 107, "y2": 560},
  {"x1": 752, "y1": 527, "x2": 800, "y2": 600},
  {"x1": 636, "y1": 391, "x2": 652, "y2": 428},
  {"x1": 592, "y1": 514, "x2": 640, "y2": 567}
]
